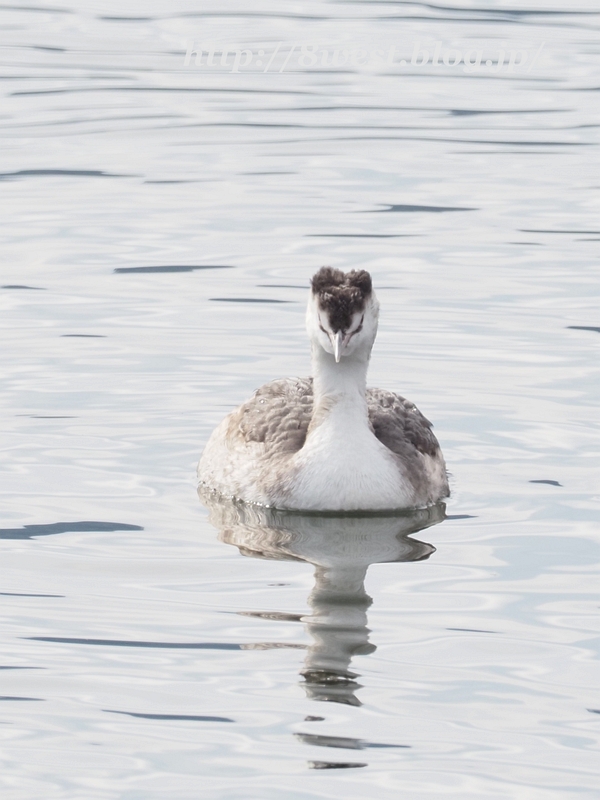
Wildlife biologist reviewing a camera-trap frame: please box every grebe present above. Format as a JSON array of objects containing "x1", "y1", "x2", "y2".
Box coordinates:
[{"x1": 198, "y1": 267, "x2": 449, "y2": 511}]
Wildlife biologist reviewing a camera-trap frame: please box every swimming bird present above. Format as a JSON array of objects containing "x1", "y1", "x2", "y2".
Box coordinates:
[{"x1": 198, "y1": 267, "x2": 449, "y2": 511}]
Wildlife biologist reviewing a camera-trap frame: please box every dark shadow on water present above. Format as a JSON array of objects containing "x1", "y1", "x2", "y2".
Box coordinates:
[
  {"x1": 99, "y1": 16, "x2": 154, "y2": 21},
  {"x1": 422, "y1": 3, "x2": 596, "y2": 15},
  {"x1": 103, "y1": 709, "x2": 233, "y2": 722},
  {"x1": 369, "y1": 203, "x2": 476, "y2": 213},
  {"x1": 270, "y1": 105, "x2": 563, "y2": 114},
  {"x1": 0, "y1": 169, "x2": 134, "y2": 180},
  {"x1": 292, "y1": 135, "x2": 584, "y2": 147},
  {"x1": 447, "y1": 627, "x2": 495, "y2": 634},
  {"x1": 2, "y1": 285, "x2": 46, "y2": 290},
  {"x1": 520, "y1": 229, "x2": 600, "y2": 235},
  {"x1": 0, "y1": 696, "x2": 44, "y2": 701},
  {"x1": 26, "y1": 637, "x2": 304, "y2": 650},
  {"x1": 0, "y1": 666, "x2": 44, "y2": 670},
  {"x1": 256, "y1": 284, "x2": 307, "y2": 289},
  {"x1": 305, "y1": 233, "x2": 414, "y2": 238},
  {"x1": 0, "y1": 592, "x2": 64, "y2": 597},
  {"x1": 370, "y1": 3, "x2": 597, "y2": 17},
  {"x1": 210, "y1": 298, "x2": 292, "y2": 304},
  {"x1": 175, "y1": 10, "x2": 327, "y2": 20},
  {"x1": 144, "y1": 180, "x2": 203, "y2": 184},
  {"x1": 567, "y1": 326, "x2": 600, "y2": 334},
  {"x1": 32, "y1": 637, "x2": 247, "y2": 649},
  {"x1": 0, "y1": 521, "x2": 143, "y2": 540},
  {"x1": 114, "y1": 265, "x2": 235, "y2": 274},
  {"x1": 448, "y1": 108, "x2": 565, "y2": 116},
  {"x1": 1, "y1": 5, "x2": 72, "y2": 14},
  {"x1": 12, "y1": 87, "x2": 313, "y2": 97},
  {"x1": 295, "y1": 733, "x2": 408, "y2": 750}
]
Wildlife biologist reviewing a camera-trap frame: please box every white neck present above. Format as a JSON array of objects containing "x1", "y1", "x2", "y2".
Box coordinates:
[
  {"x1": 287, "y1": 334, "x2": 408, "y2": 511},
  {"x1": 311, "y1": 342, "x2": 370, "y2": 418}
]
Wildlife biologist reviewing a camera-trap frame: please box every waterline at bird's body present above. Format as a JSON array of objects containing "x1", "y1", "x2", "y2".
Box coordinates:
[{"x1": 198, "y1": 268, "x2": 449, "y2": 511}]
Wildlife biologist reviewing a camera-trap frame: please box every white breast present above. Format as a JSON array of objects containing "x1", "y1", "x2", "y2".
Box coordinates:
[{"x1": 280, "y1": 402, "x2": 416, "y2": 511}]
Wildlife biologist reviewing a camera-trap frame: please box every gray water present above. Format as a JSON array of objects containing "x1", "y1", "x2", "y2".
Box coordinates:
[{"x1": 1, "y1": 1, "x2": 600, "y2": 798}]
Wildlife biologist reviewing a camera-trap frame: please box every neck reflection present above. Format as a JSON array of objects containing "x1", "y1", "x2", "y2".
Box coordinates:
[
  {"x1": 302, "y1": 562, "x2": 372, "y2": 706},
  {"x1": 199, "y1": 491, "x2": 444, "y2": 707}
]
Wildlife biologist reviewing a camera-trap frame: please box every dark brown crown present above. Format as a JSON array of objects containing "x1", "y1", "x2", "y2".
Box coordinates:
[{"x1": 310, "y1": 267, "x2": 372, "y2": 332}]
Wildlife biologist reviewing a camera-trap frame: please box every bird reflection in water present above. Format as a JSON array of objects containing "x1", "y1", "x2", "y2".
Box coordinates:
[{"x1": 199, "y1": 489, "x2": 445, "y2": 708}]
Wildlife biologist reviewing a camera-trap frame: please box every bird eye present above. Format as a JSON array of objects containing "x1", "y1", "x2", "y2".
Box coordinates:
[{"x1": 349, "y1": 315, "x2": 364, "y2": 338}]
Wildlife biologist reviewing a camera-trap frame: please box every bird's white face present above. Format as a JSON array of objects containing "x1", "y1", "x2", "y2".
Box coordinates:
[{"x1": 306, "y1": 293, "x2": 379, "y2": 362}]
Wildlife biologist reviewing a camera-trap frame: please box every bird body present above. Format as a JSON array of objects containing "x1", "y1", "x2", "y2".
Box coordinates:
[{"x1": 198, "y1": 268, "x2": 449, "y2": 511}]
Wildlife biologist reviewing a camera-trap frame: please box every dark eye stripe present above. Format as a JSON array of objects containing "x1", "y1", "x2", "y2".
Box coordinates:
[
  {"x1": 349, "y1": 315, "x2": 364, "y2": 338},
  {"x1": 319, "y1": 314, "x2": 363, "y2": 337}
]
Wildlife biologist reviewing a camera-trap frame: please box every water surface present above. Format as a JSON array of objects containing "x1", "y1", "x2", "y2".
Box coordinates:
[{"x1": 1, "y1": 1, "x2": 599, "y2": 798}]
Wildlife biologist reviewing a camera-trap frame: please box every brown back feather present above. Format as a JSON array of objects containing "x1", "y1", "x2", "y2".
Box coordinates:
[{"x1": 234, "y1": 377, "x2": 440, "y2": 460}]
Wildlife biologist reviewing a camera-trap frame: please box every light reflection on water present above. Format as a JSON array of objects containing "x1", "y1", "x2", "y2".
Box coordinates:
[
  {"x1": 1, "y1": 0, "x2": 600, "y2": 797},
  {"x1": 202, "y1": 493, "x2": 443, "y2": 712}
]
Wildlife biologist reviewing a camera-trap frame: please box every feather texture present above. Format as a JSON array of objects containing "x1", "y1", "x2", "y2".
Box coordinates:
[
  {"x1": 198, "y1": 268, "x2": 449, "y2": 511},
  {"x1": 231, "y1": 377, "x2": 439, "y2": 460}
]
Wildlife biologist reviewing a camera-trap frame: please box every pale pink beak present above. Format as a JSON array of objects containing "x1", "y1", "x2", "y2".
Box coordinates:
[{"x1": 332, "y1": 331, "x2": 344, "y2": 362}]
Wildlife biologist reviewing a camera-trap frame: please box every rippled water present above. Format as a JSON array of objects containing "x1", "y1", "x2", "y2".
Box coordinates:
[{"x1": 1, "y1": 1, "x2": 600, "y2": 797}]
